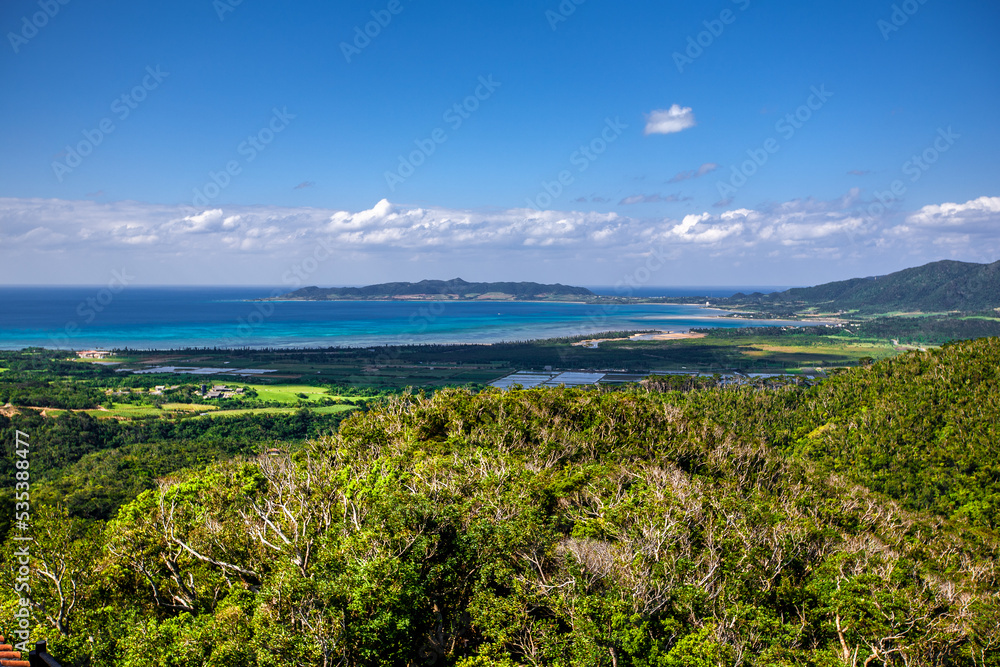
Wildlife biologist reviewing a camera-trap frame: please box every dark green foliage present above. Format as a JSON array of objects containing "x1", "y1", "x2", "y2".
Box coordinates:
[
  {"x1": 0, "y1": 409, "x2": 346, "y2": 483},
  {"x1": 697, "y1": 325, "x2": 843, "y2": 339},
  {"x1": 120, "y1": 334, "x2": 768, "y2": 375},
  {"x1": 0, "y1": 379, "x2": 104, "y2": 409},
  {"x1": 0, "y1": 409, "x2": 352, "y2": 527},
  {"x1": 855, "y1": 314, "x2": 1000, "y2": 343},
  {"x1": 791, "y1": 337, "x2": 1000, "y2": 528},
  {"x1": 282, "y1": 278, "x2": 595, "y2": 300},
  {"x1": 0, "y1": 348, "x2": 108, "y2": 378},
  {"x1": 703, "y1": 317, "x2": 1000, "y2": 345},
  {"x1": 726, "y1": 258, "x2": 1000, "y2": 314},
  {"x1": 3, "y1": 340, "x2": 999, "y2": 665}
]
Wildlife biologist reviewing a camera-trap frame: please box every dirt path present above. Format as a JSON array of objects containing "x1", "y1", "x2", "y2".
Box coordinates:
[{"x1": 0, "y1": 404, "x2": 105, "y2": 418}]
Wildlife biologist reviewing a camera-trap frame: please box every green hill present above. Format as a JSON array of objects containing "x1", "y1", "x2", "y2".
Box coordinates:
[
  {"x1": 730, "y1": 258, "x2": 1000, "y2": 313},
  {"x1": 791, "y1": 337, "x2": 1000, "y2": 526},
  {"x1": 6, "y1": 339, "x2": 999, "y2": 665},
  {"x1": 278, "y1": 278, "x2": 595, "y2": 300}
]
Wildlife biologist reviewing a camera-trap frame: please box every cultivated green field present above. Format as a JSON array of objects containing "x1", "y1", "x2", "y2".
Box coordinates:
[
  {"x1": 208, "y1": 405, "x2": 356, "y2": 418},
  {"x1": 69, "y1": 402, "x2": 356, "y2": 421},
  {"x1": 161, "y1": 402, "x2": 217, "y2": 411},
  {"x1": 241, "y1": 383, "x2": 344, "y2": 404},
  {"x1": 83, "y1": 403, "x2": 165, "y2": 419},
  {"x1": 649, "y1": 333, "x2": 899, "y2": 373}
]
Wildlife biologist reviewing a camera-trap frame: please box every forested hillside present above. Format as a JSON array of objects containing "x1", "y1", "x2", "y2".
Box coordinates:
[
  {"x1": 3, "y1": 340, "x2": 999, "y2": 666},
  {"x1": 728, "y1": 259, "x2": 1000, "y2": 313},
  {"x1": 0, "y1": 409, "x2": 349, "y2": 524},
  {"x1": 280, "y1": 279, "x2": 594, "y2": 300},
  {"x1": 793, "y1": 337, "x2": 1000, "y2": 527}
]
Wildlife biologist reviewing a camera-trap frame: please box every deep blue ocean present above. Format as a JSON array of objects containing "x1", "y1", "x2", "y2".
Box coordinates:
[{"x1": 0, "y1": 286, "x2": 795, "y2": 350}]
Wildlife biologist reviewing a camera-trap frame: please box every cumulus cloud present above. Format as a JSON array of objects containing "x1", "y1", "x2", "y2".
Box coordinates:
[
  {"x1": 644, "y1": 105, "x2": 696, "y2": 136},
  {"x1": 903, "y1": 196, "x2": 1000, "y2": 229},
  {"x1": 2, "y1": 193, "x2": 997, "y2": 283},
  {"x1": 165, "y1": 209, "x2": 243, "y2": 235},
  {"x1": 882, "y1": 197, "x2": 1000, "y2": 258},
  {"x1": 322, "y1": 199, "x2": 623, "y2": 251}
]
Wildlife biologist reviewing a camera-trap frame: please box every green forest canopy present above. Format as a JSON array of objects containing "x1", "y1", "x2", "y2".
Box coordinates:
[
  {"x1": 725, "y1": 259, "x2": 1000, "y2": 313},
  {"x1": 280, "y1": 278, "x2": 595, "y2": 300},
  {"x1": 2, "y1": 338, "x2": 999, "y2": 666}
]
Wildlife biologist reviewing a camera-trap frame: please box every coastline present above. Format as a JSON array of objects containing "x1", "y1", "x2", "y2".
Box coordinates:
[
  {"x1": 0, "y1": 287, "x2": 833, "y2": 351},
  {"x1": 252, "y1": 296, "x2": 739, "y2": 310},
  {"x1": 572, "y1": 331, "x2": 708, "y2": 349}
]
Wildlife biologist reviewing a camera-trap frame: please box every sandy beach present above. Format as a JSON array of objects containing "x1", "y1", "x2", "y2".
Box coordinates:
[{"x1": 572, "y1": 330, "x2": 707, "y2": 348}]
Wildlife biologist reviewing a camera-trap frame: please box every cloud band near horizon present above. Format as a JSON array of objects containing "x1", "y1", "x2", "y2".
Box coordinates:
[{"x1": 1, "y1": 193, "x2": 997, "y2": 284}]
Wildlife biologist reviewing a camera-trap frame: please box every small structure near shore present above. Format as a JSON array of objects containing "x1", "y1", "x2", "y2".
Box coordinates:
[{"x1": 77, "y1": 350, "x2": 110, "y2": 359}]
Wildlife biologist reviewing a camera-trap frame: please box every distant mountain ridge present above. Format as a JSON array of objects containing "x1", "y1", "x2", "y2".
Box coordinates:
[
  {"x1": 730, "y1": 259, "x2": 1000, "y2": 313},
  {"x1": 278, "y1": 278, "x2": 595, "y2": 301}
]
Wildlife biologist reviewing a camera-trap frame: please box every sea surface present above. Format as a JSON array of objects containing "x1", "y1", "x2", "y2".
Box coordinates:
[{"x1": 0, "y1": 286, "x2": 799, "y2": 350}]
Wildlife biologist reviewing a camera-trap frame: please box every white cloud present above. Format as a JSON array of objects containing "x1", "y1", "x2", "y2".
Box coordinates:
[
  {"x1": 644, "y1": 105, "x2": 696, "y2": 136},
  {"x1": 1, "y1": 193, "x2": 997, "y2": 283},
  {"x1": 881, "y1": 196, "x2": 1000, "y2": 260},
  {"x1": 903, "y1": 196, "x2": 1000, "y2": 229},
  {"x1": 668, "y1": 212, "x2": 745, "y2": 245}
]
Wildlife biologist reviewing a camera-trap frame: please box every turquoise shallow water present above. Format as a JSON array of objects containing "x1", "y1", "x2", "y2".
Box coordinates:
[{"x1": 0, "y1": 287, "x2": 796, "y2": 350}]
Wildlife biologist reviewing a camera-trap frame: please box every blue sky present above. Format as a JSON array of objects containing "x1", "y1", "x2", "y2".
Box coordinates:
[{"x1": 1, "y1": 0, "x2": 998, "y2": 287}]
